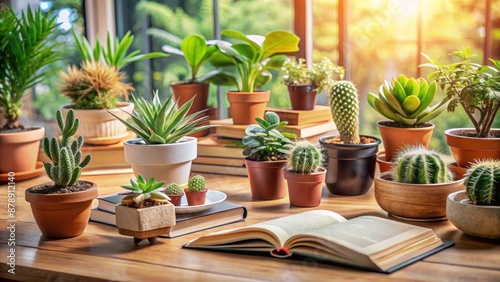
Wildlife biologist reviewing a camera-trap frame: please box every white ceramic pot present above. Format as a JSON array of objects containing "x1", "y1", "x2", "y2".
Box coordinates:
[
  {"x1": 124, "y1": 137, "x2": 197, "y2": 185},
  {"x1": 60, "y1": 102, "x2": 134, "y2": 145}
]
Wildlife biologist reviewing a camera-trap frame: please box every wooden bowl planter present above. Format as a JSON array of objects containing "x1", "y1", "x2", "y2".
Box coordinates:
[
  {"x1": 374, "y1": 173, "x2": 465, "y2": 221},
  {"x1": 284, "y1": 167, "x2": 326, "y2": 207},
  {"x1": 0, "y1": 126, "x2": 45, "y2": 174},
  {"x1": 25, "y1": 181, "x2": 98, "y2": 239},
  {"x1": 287, "y1": 85, "x2": 317, "y2": 111},
  {"x1": 245, "y1": 159, "x2": 288, "y2": 200},
  {"x1": 227, "y1": 90, "x2": 270, "y2": 125},
  {"x1": 447, "y1": 190, "x2": 500, "y2": 239},
  {"x1": 170, "y1": 82, "x2": 210, "y2": 137},
  {"x1": 444, "y1": 128, "x2": 500, "y2": 168}
]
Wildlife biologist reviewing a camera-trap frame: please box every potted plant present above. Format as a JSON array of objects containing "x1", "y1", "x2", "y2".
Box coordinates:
[
  {"x1": 116, "y1": 174, "x2": 175, "y2": 245},
  {"x1": 283, "y1": 140, "x2": 326, "y2": 207},
  {"x1": 165, "y1": 183, "x2": 184, "y2": 206},
  {"x1": 421, "y1": 47, "x2": 500, "y2": 167},
  {"x1": 59, "y1": 30, "x2": 167, "y2": 145},
  {"x1": 109, "y1": 91, "x2": 212, "y2": 185},
  {"x1": 367, "y1": 74, "x2": 449, "y2": 163},
  {"x1": 242, "y1": 111, "x2": 296, "y2": 200},
  {"x1": 319, "y1": 81, "x2": 381, "y2": 196},
  {"x1": 447, "y1": 159, "x2": 500, "y2": 238},
  {"x1": 0, "y1": 6, "x2": 60, "y2": 174},
  {"x1": 374, "y1": 145, "x2": 465, "y2": 221},
  {"x1": 282, "y1": 58, "x2": 344, "y2": 110},
  {"x1": 184, "y1": 174, "x2": 208, "y2": 206},
  {"x1": 25, "y1": 109, "x2": 98, "y2": 238},
  {"x1": 207, "y1": 29, "x2": 300, "y2": 124}
]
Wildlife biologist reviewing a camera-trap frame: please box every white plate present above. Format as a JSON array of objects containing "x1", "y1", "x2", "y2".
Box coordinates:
[{"x1": 175, "y1": 190, "x2": 227, "y2": 214}]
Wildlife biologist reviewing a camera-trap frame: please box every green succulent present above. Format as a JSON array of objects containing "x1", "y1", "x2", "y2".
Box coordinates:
[
  {"x1": 188, "y1": 174, "x2": 206, "y2": 192},
  {"x1": 165, "y1": 183, "x2": 184, "y2": 195},
  {"x1": 42, "y1": 110, "x2": 92, "y2": 187},
  {"x1": 329, "y1": 81, "x2": 360, "y2": 144},
  {"x1": 288, "y1": 141, "x2": 323, "y2": 174},
  {"x1": 242, "y1": 112, "x2": 297, "y2": 161},
  {"x1": 282, "y1": 58, "x2": 345, "y2": 94},
  {"x1": 121, "y1": 174, "x2": 169, "y2": 208},
  {"x1": 367, "y1": 74, "x2": 449, "y2": 126},
  {"x1": 109, "y1": 91, "x2": 213, "y2": 144},
  {"x1": 465, "y1": 159, "x2": 500, "y2": 206}
]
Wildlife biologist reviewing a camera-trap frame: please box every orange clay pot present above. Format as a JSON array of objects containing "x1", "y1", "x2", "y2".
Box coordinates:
[
  {"x1": 227, "y1": 90, "x2": 270, "y2": 125},
  {"x1": 184, "y1": 188, "x2": 208, "y2": 206},
  {"x1": 0, "y1": 126, "x2": 45, "y2": 173},
  {"x1": 171, "y1": 82, "x2": 210, "y2": 137},
  {"x1": 284, "y1": 167, "x2": 326, "y2": 207},
  {"x1": 245, "y1": 159, "x2": 287, "y2": 200},
  {"x1": 444, "y1": 128, "x2": 500, "y2": 168}
]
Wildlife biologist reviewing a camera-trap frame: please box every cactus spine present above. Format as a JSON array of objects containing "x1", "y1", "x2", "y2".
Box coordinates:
[
  {"x1": 329, "y1": 81, "x2": 360, "y2": 144},
  {"x1": 289, "y1": 141, "x2": 323, "y2": 173},
  {"x1": 391, "y1": 145, "x2": 453, "y2": 184},
  {"x1": 42, "y1": 109, "x2": 91, "y2": 187},
  {"x1": 165, "y1": 183, "x2": 184, "y2": 195},
  {"x1": 465, "y1": 160, "x2": 500, "y2": 205},
  {"x1": 188, "y1": 174, "x2": 206, "y2": 192}
]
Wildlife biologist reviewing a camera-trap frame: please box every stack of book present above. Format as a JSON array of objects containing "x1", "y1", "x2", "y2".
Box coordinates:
[{"x1": 192, "y1": 106, "x2": 336, "y2": 176}]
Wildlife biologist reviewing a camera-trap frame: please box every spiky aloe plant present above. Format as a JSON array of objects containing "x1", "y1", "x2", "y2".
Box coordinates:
[
  {"x1": 391, "y1": 145, "x2": 454, "y2": 184},
  {"x1": 121, "y1": 174, "x2": 170, "y2": 208},
  {"x1": 329, "y1": 81, "x2": 360, "y2": 144},
  {"x1": 42, "y1": 110, "x2": 92, "y2": 187},
  {"x1": 465, "y1": 159, "x2": 500, "y2": 206},
  {"x1": 288, "y1": 141, "x2": 323, "y2": 174},
  {"x1": 187, "y1": 174, "x2": 206, "y2": 192}
]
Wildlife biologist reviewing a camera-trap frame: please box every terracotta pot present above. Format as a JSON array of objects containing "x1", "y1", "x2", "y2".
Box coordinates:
[
  {"x1": 319, "y1": 135, "x2": 381, "y2": 196},
  {"x1": 245, "y1": 159, "x2": 287, "y2": 200},
  {"x1": 184, "y1": 188, "x2": 208, "y2": 206},
  {"x1": 444, "y1": 128, "x2": 500, "y2": 168},
  {"x1": 448, "y1": 163, "x2": 468, "y2": 180},
  {"x1": 25, "y1": 181, "x2": 98, "y2": 239},
  {"x1": 374, "y1": 173, "x2": 465, "y2": 220},
  {"x1": 171, "y1": 82, "x2": 210, "y2": 137},
  {"x1": 376, "y1": 151, "x2": 392, "y2": 173},
  {"x1": 377, "y1": 121, "x2": 435, "y2": 162},
  {"x1": 124, "y1": 137, "x2": 197, "y2": 185},
  {"x1": 447, "y1": 190, "x2": 500, "y2": 239},
  {"x1": 61, "y1": 102, "x2": 134, "y2": 145},
  {"x1": 284, "y1": 167, "x2": 326, "y2": 207},
  {"x1": 0, "y1": 126, "x2": 45, "y2": 173},
  {"x1": 287, "y1": 85, "x2": 317, "y2": 110},
  {"x1": 227, "y1": 90, "x2": 270, "y2": 125},
  {"x1": 167, "y1": 193, "x2": 184, "y2": 206}
]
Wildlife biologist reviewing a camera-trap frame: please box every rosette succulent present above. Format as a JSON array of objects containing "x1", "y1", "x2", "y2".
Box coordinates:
[{"x1": 121, "y1": 174, "x2": 170, "y2": 208}]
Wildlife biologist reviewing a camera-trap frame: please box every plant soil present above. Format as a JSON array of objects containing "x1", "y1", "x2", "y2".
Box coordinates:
[
  {"x1": 246, "y1": 154, "x2": 288, "y2": 162},
  {"x1": 323, "y1": 136, "x2": 377, "y2": 145},
  {"x1": 458, "y1": 131, "x2": 500, "y2": 138},
  {"x1": 379, "y1": 121, "x2": 433, "y2": 128},
  {"x1": 27, "y1": 181, "x2": 93, "y2": 194},
  {"x1": 0, "y1": 126, "x2": 40, "y2": 133}
]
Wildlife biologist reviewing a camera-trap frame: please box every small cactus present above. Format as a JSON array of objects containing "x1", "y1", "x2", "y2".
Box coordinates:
[
  {"x1": 289, "y1": 141, "x2": 323, "y2": 173},
  {"x1": 188, "y1": 174, "x2": 206, "y2": 192},
  {"x1": 391, "y1": 145, "x2": 454, "y2": 184},
  {"x1": 42, "y1": 109, "x2": 91, "y2": 187},
  {"x1": 329, "y1": 81, "x2": 360, "y2": 144},
  {"x1": 465, "y1": 159, "x2": 500, "y2": 206},
  {"x1": 165, "y1": 183, "x2": 184, "y2": 195}
]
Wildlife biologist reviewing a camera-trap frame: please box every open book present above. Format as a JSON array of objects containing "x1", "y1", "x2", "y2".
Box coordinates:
[{"x1": 183, "y1": 210, "x2": 453, "y2": 273}]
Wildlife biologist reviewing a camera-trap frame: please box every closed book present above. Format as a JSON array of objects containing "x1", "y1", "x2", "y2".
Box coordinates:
[
  {"x1": 265, "y1": 106, "x2": 332, "y2": 125},
  {"x1": 197, "y1": 135, "x2": 245, "y2": 159},
  {"x1": 191, "y1": 163, "x2": 248, "y2": 177},
  {"x1": 194, "y1": 156, "x2": 246, "y2": 167}
]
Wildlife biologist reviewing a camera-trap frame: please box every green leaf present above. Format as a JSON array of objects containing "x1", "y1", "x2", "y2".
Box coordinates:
[
  {"x1": 221, "y1": 29, "x2": 261, "y2": 51},
  {"x1": 261, "y1": 31, "x2": 300, "y2": 59},
  {"x1": 265, "y1": 112, "x2": 280, "y2": 125}
]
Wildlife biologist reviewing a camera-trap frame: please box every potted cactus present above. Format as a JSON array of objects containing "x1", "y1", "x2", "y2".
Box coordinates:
[
  {"x1": 367, "y1": 74, "x2": 450, "y2": 162},
  {"x1": 165, "y1": 183, "x2": 184, "y2": 206},
  {"x1": 283, "y1": 140, "x2": 326, "y2": 207},
  {"x1": 25, "y1": 109, "x2": 98, "y2": 238},
  {"x1": 447, "y1": 159, "x2": 500, "y2": 238},
  {"x1": 242, "y1": 112, "x2": 296, "y2": 200},
  {"x1": 116, "y1": 175, "x2": 176, "y2": 245},
  {"x1": 319, "y1": 81, "x2": 381, "y2": 196},
  {"x1": 184, "y1": 174, "x2": 208, "y2": 206},
  {"x1": 374, "y1": 145, "x2": 465, "y2": 220}
]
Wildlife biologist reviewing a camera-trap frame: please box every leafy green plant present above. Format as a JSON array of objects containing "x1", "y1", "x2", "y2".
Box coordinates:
[
  {"x1": 420, "y1": 47, "x2": 500, "y2": 137},
  {"x1": 0, "y1": 6, "x2": 61, "y2": 129},
  {"x1": 206, "y1": 29, "x2": 300, "y2": 92},
  {"x1": 465, "y1": 159, "x2": 500, "y2": 206},
  {"x1": 42, "y1": 109, "x2": 92, "y2": 188},
  {"x1": 288, "y1": 140, "x2": 323, "y2": 174},
  {"x1": 242, "y1": 112, "x2": 296, "y2": 161},
  {"x1": 165, "y1": 183, "x2": 184, "y2": 195},
  {"x1": 367, "y1": 74, "x2": 449, "y2": 126},
  {"x1": 109, "y1": 91, "x2": 213, "y2": 144},
  {"x1": 121, "y1": 174, "x2": 169, "y2": 208},
  {"x1": 282, "y1": 58, "x2": 345, "y2": 94},
  {"x1": 187, "y1": 174, "x2": 206, "y2": 192},
  {"x1": 329, "y1": 81, "x2": 360, "y2": 144}
]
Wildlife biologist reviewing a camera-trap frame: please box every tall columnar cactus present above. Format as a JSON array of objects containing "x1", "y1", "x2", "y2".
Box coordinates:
[
  {"x1": 329, "y1": 81, "x2": 360, "y2": 144},
  {"x1": 188, "y1": 174, "x2": 206, "y2": 192},
  {"x1": 289, "y1": 141, "x2": 323, "y2": 173},
  {"x1": 42, "y1": 109, "x2": 91, "y2": 187},
  {"x1": 391, "y1": 145, "x2": 453, "y2": 184},
  {"x1": 465, "y1": 160, "x2": 500, "y2": 206}
]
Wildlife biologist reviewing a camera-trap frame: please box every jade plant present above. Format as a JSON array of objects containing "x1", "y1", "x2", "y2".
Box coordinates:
[
  {"x1": 42, "y1": 109, "x2": 92, "y2": 187},
  {"x1": 121, "y1": 174, "x2": 170, "y2": 208},
  {"x1": 329, "y1": 81, "x2": 360, "y2": 144},
  {"x1": 367, "y1": 74, "x2": 450, "y2": 126},
  {"x1": 288, "y1": 141, "x2": 323, "y2": 174},
  {"x1": 282, "y1": 58, "x2": 345, "y2": 94},
  {"x1": 465, "y1": 159, "x2": 500, "y2": 206},
  {"x1": 187, "y1": 174, "x2": 206, "y2": 192},
  {"x1": 242, "y1": 112, "x2": 297, "y2": 161},
  {"x1": 391, "y1": 145, "x2": 454, "y2": 184}
]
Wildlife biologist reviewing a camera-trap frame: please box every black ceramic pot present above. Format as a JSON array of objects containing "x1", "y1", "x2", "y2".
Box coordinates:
[{"x1": 319, "y1": 135, "x2": 381, "y2": 196}]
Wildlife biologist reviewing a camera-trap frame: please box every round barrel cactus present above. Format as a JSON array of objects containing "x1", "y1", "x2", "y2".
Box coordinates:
[
  {"x1": 188, "y1": 174, "x2": 206, "y2": 192},
  {"x1": 465, "y1": 160, "x2": 500, "y2": 205},
  {"x1": 289, "y1": 141, "x2": 323, "y2": 174}
]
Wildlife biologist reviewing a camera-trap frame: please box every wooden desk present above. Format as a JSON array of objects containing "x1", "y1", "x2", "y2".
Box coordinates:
[{"x1": 1, "y1": 172, "x2": 499, "y2": 281}]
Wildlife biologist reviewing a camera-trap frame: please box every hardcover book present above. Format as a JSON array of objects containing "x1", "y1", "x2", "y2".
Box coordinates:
[
  {"x1": 183, "y1": 210, "x2": 453, "y2": 273},
  {"x1": 196, "y1": 135, "x2": 245, "y2": 159},
  {"x1": 191, "y1": 163, "x2": 247, "y2": 177},
  {"x1": 265, "y1": 106, "x2": 332, "y2": 125}
]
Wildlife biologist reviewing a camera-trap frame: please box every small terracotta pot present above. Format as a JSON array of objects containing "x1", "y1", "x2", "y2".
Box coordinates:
[
  {"x1": 444, "y1": 128, "x2": 500, "y2": 168},
  {"x1": 0, "y1": 126, "x2": 45, "y2": 173},
  {"x1": 167, "y1": 193, "x2": 184, "y2": 206},
  {"x1": 184, "y1": 188, "x2": 208, "y2": 206},
  {"x1": 25, "y1": 181, "x2": 98, "y2": 239},
  {"x1": 245, "y1": 159, "x2": 287, "y2": 200},
  {"x1": 284, "y1": 167, "x2": 326, "y2": 207},
  {"x1": 227, "y1": 90, "x2": 270, "y2": 125},
  {"x1": 287, "y1": 85, "x2": 317, "y2": 110},
  {"x1": 171, "y1": 82, "x2": 210, "y2": 137},
  {"x1": 376, "y1": 151, "x2": 392, "y2": 173},
  {"x1": 448, "y1": 163, "x2": 468, "y2": 180}
]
